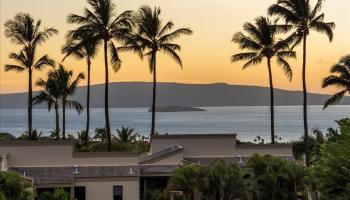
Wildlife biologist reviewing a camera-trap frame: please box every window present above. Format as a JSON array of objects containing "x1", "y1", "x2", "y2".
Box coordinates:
[
  {"x1": 74, "y1": 187, "x2": 86, "y2": 200},
  {"x1": 113, "y1": 186, "x2": 123, "y2": 200}
]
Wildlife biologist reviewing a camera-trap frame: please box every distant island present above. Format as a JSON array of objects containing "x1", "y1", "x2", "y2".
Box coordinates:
[
  {"x1": 2, "y1": 82, "x2": 350, "y2": 108},
  {"x1": 148, "y1": 105, "x2": 206, "y2": 112}
]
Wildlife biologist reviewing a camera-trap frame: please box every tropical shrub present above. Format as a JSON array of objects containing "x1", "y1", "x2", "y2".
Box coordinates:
[
  {"x1": 311, "y1": 118, "x2": 350, "y2": 199},
  {"x1": 0, "y1": 172, "x2": 33, "y2": 200}
]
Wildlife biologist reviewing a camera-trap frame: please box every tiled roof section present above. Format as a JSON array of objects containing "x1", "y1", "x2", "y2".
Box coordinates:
[
  {"x1": 139, "y1": 145, "x2": 183, "y2": 164},
  {"x1": 10, "y1": 167, "x2": 74, "y2": 185},
  {"x1": 10, "y1": 166, "x2": 140, "y2": 185},
  {"x1": 140, "y1": 165, "x2": 179, "y2": 174},
  {"x1": 184, "y1": 156, "x2": 295, "y2": 166}
]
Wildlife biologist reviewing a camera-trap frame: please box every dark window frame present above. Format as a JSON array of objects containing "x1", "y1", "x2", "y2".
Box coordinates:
[
  {"x1": 74, "y1": 186, "x2": 86, "y2": 200},
  {"x1": 113, "y1": 185, "x2": 123, "y2": 200}
]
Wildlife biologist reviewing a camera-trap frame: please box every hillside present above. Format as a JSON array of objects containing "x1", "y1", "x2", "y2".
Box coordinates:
[{"x1": 1, "y1": 82, "x2": 349, "y2": 108}]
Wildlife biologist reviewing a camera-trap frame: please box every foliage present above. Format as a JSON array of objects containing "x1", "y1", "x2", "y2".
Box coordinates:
[
  {"x1": 93, "y1": 128, "x2": 107, "y2": 142},
  {"x1": 171, "y1": 164, "x2": 208, "y2": 200},
  {"x1": 205, "y1": 160, "x2": 254, "y2": 200},
  {"x1": 0, "y1": 133, "x2": 16, "y2": 141},
  {"x1": 322, "y1": 55, "x2": 350, "y2": 108},
  {"x1": 0, "y1": 172, "x2": 33, "y2": 200},
  {"x1": 37, "y1": 188, "x2": 72, "y2": 200},
  {"x1": 18, "y1": 129, "x2": 43, "y2": 141},
  {"x1": 115, "y1": 127, "x2": 138, "y2": 143},
  {"x1": 171, "y1": 158, "x2": 307, "y2": 200},
  {"x1": 311, "y1": 118, "x2": 350, "y2": 199},
  {"x1": 292, "y1": 126, "x2": 340, "y2": 163}
]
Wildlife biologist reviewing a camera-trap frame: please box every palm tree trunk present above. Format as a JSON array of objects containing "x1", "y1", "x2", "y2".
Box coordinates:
[
  {"x1": 302, "y1": 34, "x2": 310, "y2": 166},
  {"x1": 104, "y1": 40, "x2": 112, "y2": 151},
  {"x1": 28, "y1": 69, "x2": 33, "y2": 140},
  {"x1": 62, "y1": 99, "x2": 66, "y2": 140},
  {"x1": 85, "y1": 58, "x2": 91, "y2": 146},
  {"x1": 267, "y1": 58, "x2": 275, "y2": 144},
  {"x1": 55, "y1": 104, "x2": 60, "y2": 140},
  {"x1": 151, "y1": 53, "x2": 157, "y2": 135}
]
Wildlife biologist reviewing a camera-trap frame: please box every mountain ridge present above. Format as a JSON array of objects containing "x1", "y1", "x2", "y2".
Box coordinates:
[{"x1": 1, "y1": 82, "x2": 349, "y2": 108}]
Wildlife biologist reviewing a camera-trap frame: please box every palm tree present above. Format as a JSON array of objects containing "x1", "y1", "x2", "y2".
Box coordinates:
[
  {"x1": 134, "y1": 6, "x2": 193, "y2": 135},
  {"x1": 4, "y1": 13, "x2": 57, "y2": 140},
  {"x1": 5, "y1": 13, "x2": 58, "y2": 139},
  {"x1": 206, "y1": 160, "x2": 250, "y2": 200},
  {"x1": 115, "y1": 127, "x2": 138, "y2": 143},
  {"x1": 62, "y1": 33, "x2": 98, "y2": 145},
  {"x1": 33, "y1": 71, "x2": 62, "y2": 140},
  {"x1": 231, "y1": 17, "x2": 295, "y2": 144},
  {"x1": 49, "y1": 64, "x2": 85, "y2": 140},
  {"x1": 66, "y1": 0, "x2": 135, "y2": 151},
  {"x1": 268, "y1": 0, "x2": 335, "y2": 166},
  {"x1": 94, "y1": 128, "x2": 107, "y2": 142},
  {"x1": 322, "y1": 55, "x2": 350, "y2": 108}
]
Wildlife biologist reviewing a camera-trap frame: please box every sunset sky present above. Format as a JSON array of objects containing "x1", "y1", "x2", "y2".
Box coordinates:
[{"x1": 1, "y1": 0, "x2": 350, "y2": 94}]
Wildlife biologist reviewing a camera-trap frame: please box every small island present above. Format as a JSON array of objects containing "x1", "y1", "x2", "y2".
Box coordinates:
[{"x1": 148, "y1": 105, "x2": 206, "y2": 112}]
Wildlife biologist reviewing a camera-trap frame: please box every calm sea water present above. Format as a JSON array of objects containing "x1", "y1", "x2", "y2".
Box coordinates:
[{"x1": 0, "y1": 106, "x2": 349, "y2": 142}]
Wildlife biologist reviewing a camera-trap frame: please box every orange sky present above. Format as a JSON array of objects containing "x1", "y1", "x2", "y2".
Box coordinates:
[{"x1": 1, "y1": 0, "x2": 350, "y2": 94}]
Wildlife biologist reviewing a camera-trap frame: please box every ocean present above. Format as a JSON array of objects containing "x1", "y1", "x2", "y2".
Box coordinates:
[{"x1": 0, "y1": 106, "x2": 349, "y2": 142}]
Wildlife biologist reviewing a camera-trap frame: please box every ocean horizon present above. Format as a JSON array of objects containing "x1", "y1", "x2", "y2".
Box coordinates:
[{"x1": 1, "y1": 105, "x2": 349, "y2": 142}]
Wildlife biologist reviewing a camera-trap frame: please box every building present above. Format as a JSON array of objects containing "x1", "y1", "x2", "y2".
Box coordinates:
[{"x1": 0, "y1": 134, "x2": 293, "y2": 200}]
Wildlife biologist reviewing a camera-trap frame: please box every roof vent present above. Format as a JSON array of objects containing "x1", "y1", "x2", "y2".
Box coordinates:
[
  {"x1": 237, "y1": 155, "x2": 244, "y2": 164},
  {"x1": 73, "y1": 164, "x2": 80, "y2": 174}
]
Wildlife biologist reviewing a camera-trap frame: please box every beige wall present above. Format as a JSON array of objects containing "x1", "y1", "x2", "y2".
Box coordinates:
[
  {"x1": 74, "y1": 177, "x2": 139, "y2": 200},
  {"x1": 235, "y1": 145, "x2": 293, "y2": 157},
  {"x1": 0, "y1": 142, "x2": 139, "y2": 167},
  {"x1": 151, "y1": 136, "x2": 236, "y2": 157}
]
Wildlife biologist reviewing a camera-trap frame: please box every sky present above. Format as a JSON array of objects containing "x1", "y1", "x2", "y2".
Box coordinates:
[{"x1": 1, "y1": 0, "x2": 350, "y2": 94}]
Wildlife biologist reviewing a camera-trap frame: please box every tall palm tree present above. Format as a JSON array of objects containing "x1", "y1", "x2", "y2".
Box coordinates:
[
  {"x1": 49, "y1": 64, "x2": 85, "y2": 140},
  {"x1": 66, "y1": 0, "x2": 135, "y2": 151},
  {"x1": 62, "y1": 33, "x2": 99, "y2": 145},
  {"x1": 4, "y1": 13, "x2": 57, "y2": 139},
  {"x1": 134, "y1": 6, "x2": 192, "y2": 135},
  {"x1": 268, "y1": 0, "x2": 335, "y2": 166},
  {"x1": 33, "y1": 70, "x2": 62, "y2": 140},
  {"x1": 232, "y1": 17, "x2": 295, "y2": 144},
  {"x1": 322, "y1": 55, "x2": 350, "y2": 109}
]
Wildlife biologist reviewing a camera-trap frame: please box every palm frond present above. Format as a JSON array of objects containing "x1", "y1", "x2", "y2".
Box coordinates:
[
  {"x1": 158, "y1": 28, "x2": 193, "y2": 43},
  {"x1": 159, "y1": 21, "x2": 174, "y2": 37},
  {"x1": 232, "y1": 32, "x2": 262, "y2": 51},
  {"x1": 108, "y1": 42, "x2": 121, "y2": 72},
  {"x1": 33, "y1": 55, "x2": 55, "y2": 70},
  {"x1": 160, "y1": 45, "x2": 182, "y2": 67},
  {"x1": 277, "y1": 56, "x2": 293, "y2": 81},
  {"x1": 64, "y1": 100, "x2": 84, "y2": 114},
  {"x1": 231, "y1": 53, "x2": 257, "y2": 62},
  {"x1": 8, "y1": 51, "x2": 28, "y2": 66},
  {"x1": 309, "y1": 21, "x2": 335, "y2": 42},
  {"x1": 324, "y1": 90, "x2": 347, "y2": 109},
  {"x1": 276, "y1": 51, "x2": 296, "y2": 59},
  {"x1": 4, "y1": 64, "x2": 26, "y2": 72},
  {"x1": 322, "y1": 75, "x2": 349, "y2": 89},
  {"x1": 242, "y1": 55, "x2": 263, "y2": 69},
  {"x1": 268, "y1": 4, "x2": 300, "y2": 24}
]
